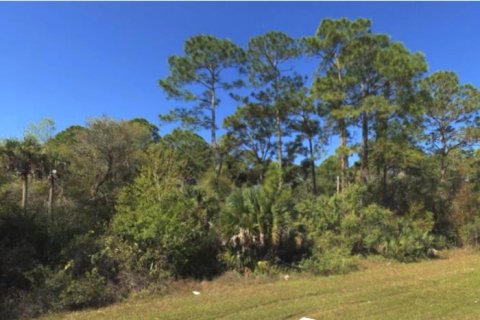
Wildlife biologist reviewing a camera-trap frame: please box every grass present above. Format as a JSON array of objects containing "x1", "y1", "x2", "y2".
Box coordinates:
[{"x1": 43, "y1": 249, "x2": 480, "y2": 320}]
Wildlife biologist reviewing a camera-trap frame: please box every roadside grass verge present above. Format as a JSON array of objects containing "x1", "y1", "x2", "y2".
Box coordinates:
[{"x1": 42, "y1": 249, "x2": 480, "y2": 320}]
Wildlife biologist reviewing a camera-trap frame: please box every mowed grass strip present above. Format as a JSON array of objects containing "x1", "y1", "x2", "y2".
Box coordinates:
[{"x1": 43, "y1": 249, "x2": 480, "y2": 320}]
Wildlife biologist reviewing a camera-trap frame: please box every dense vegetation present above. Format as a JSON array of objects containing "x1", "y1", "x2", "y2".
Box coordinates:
[{"x1": 1, "y1": 18, "x2": 479, "y2": 319}]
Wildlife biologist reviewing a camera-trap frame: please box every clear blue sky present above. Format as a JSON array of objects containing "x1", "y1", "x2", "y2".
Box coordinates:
[{"x1": 1, "y1": 2, "x2": 479, "y2": 144}]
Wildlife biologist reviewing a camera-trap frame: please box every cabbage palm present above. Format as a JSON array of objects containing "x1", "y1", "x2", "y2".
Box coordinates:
[
  {"x1": 221, "y1": 166, "x2": 301, "y2": 269},
  {"x1": 1, "y1": 137, "x2": 43, "y2": 211}
]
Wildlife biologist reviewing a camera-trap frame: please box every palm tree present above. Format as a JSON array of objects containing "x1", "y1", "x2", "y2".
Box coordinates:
[
  {"x1": 221, "y1": 165, "x2": 302, "y2": 270},
  {"x1": 1, "y1": 137, "x2": 43, "y2": 211}
]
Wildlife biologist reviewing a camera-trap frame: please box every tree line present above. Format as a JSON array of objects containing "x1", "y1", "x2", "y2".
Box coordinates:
[{"x1": 0, "y1": 18, "x2": 479, "y2": 319}]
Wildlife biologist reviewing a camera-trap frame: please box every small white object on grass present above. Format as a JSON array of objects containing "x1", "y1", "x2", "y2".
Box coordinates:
[
  {"x1": 299, "y1": 317, "x2": 315, "y2": 320},
  {"x1": 284, "y1": 274, "x2": 290, "y2": 281},
  {"x1": 192, "y1": 291, "x2": 201, "y2": 295}
]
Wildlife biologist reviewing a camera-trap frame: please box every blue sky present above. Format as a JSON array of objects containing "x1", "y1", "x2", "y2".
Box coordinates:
[{"x1": 0, "y1": 2, "x2": 479, "y2": 148}]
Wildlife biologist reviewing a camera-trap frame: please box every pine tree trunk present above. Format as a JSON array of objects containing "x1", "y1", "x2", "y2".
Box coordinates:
[
  {"x1": 211, "y1": 88, "x2": 221, "y2": 189},
  {"x1": 276, "y1": 112, "x2": 283, "y2": 189},
  {"x1": 339, "y1": 119, "x2": 348, "y2": 191},
  {"x1": 440, "y1": 131, "x2": 447, "y2": 183},
  {"x1": 308, "y1": 137, "x2": 317, "y2": 195},
  {"x1": 335, "y1": 59, "x2": 348, "y2": 192},
  {"x1": 361, "y1": 112, "x2": 369, "y2": 183},
  {"x1": 440, "y1": 154, "x2": 446, "y2": 183}
]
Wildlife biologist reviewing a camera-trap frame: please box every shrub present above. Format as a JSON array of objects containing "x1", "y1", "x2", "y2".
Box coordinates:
[
  {"x1": 300, "y1": 247, "x2": 358, "y2": 276},
  {"x1": 112, "y1": 144, "x2": 223, "y2": 280},
  {"x1": 221, "y1": 164, "x2": 308, "y2": 272},
  {"x1": 0, "y1": 211, "x2": 50, "y2": 298},
  {"x1": 461, "y1": 217, "x2": 480, "y2": 246},
  {"x1": 341, "y1": 204, "x2": 438, "y2": 262},
  {"x1": 299, "y1": 230, "x2": 358, "y2": 276},
  {"x1": 297, "y1": 186, "x2": 441, "y2": 264},
  {"x1": 56, "y1": 268, "x2": 114, "y2": 310}
]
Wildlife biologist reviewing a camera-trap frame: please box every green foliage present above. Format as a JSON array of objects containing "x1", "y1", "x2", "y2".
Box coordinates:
[
  {"x1": 245, "y1": 31, "x2": 303, "y2": 183},
  {"x1": 461, "y1": 217, "x2": 480, "y2": 247},
  {"x1": 419, "y1": 71, "x2": 480, "y2": 182},
  {"x1": 159, "y1": 34, "x2": 244, "y2": 131},
  {"x1": 246, "y1": 31, "x2": 300, "y2": 86},
  {"x1": 112, "y1": 143, "x2": 222, "y2": 279},
  {"x1": 223, "y1": 103, "x2": 275, "y2": 185},
  {"x1": 162, "y1": 128, "x2": 213, "y2": 180},
  {"x1": 221, "y1": 164, "x2": 307, "y2": 271},
  {"x1": 43, "y1": 267, "x2": 115, "y2": 311},
  {"x1": 300, "y1": 247, "x2": 358, "y2": 276},
  {"x1": 0, "y1": 211, "x2": 50, "y2": 295},
  {"x1": 297, "y1": 185, "x2": 440, "y2": 264},
  {"x1": 24, "y1": 117, "x2": 56, "y2": 144},
  {"x1": 341, "y1": 204, "x2": 437, "y2": 261}
]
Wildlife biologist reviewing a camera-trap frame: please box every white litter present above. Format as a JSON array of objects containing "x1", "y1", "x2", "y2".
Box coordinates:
[
  {"x1": 284, "y1": 274, "x2": 290, "y2": 281},
  {"x1": 299, "y1": 317, "x2": 315, "y2": 320},
  {"x1": 192, "y1": 291, "x2": 201, "y2": 295}
]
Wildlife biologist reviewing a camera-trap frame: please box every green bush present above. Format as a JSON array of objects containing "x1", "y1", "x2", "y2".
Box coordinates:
[
  {"x1": 44, "y1": 267, "x2": 115, "y2": 311},
  {"x1": 300, "y1": 247, "x2": 358, "y2": 276},
  {"x1": 297, "y1": 186, "x2": 441, "y2": 264},
  {"x1": 297, "y1": 228, "x2": 358, "y2": 276},
  {"x1": 461, "y1": 217, "x2": 480, "y2": 246},
  {"x1": 341, "y1": 204, "x2": 439, "y2": 262},
  {"x1": 62, "y1": 269, "x2": 113, "y2": 310},
  {"x1": 112, "y1": 144, "x2": 223, "y2": 279},
  {"x1": 0, "y1": 211, "x2": 50, "y2": 297}
]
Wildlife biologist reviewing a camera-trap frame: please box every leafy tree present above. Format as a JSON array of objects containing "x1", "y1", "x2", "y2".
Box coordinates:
[
  {"x1": 113, "y1": 143, "x2": 221, "y2": 278},
  {"x1": 129, "y1": 118, "x2": 160, "y2": 143},
  {"x1": 162, "y1": 128, "x2": 212, "y2": 181},
  {"x1": 306, "y1": 18, "x2": 371, "y2": 191},
  {"x1": 25, "y1": 117, "x2": 56, "y2": 144},
  {"x1": 313, "y1": 156, "x2": 340, "y2": 196},
  {"x1": 419, "y1": 71, "x2": 480, "y2": 182},
  {"x1": 355, "y1": 38, "x2": 426, "y2": 184},
  {"x1": 223, "y1": 103, "x2": 275, "y2": 183},
  {"x1": 66, "y1": 118, "x2": 151, "y2": 223},
  {"x1": 289, "y1": 88, "x2": 326, "y2": 195},
  {"x1": 159, "y1": 35, "x2": 245, "y2": 182},
  {"x1": 245, "y1": 31, "x2": 301, "y2": 187},
  {"x1": 308, "y1": 19, "x2": 426, "y2": 186},
  {"x1": 370, "y1": 41, "x2": 427, "y2": 199}
]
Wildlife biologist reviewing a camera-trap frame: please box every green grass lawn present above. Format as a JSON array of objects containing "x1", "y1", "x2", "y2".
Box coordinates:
[{"x1": 43, "y1": 249, "x2": 480, "y2": 320}]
